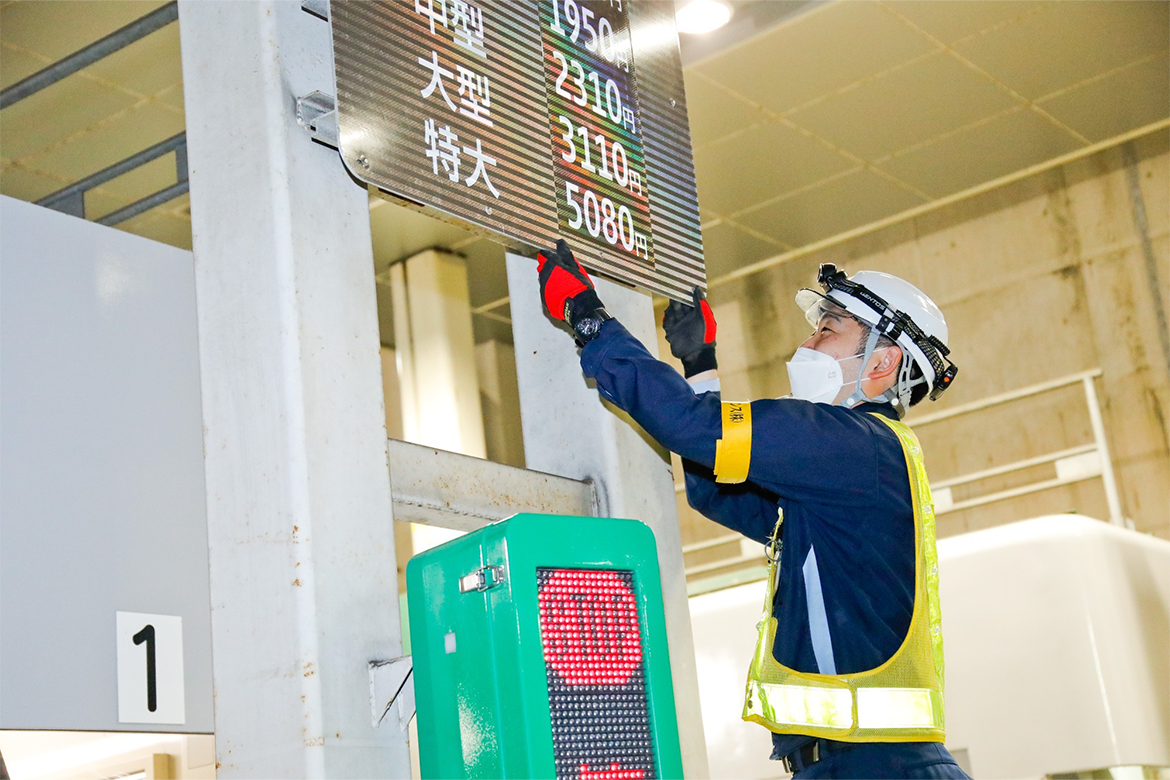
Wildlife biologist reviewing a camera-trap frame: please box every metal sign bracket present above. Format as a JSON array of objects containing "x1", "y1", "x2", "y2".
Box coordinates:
[
  {"x1": 295, "y1": 90, "x2": 339, "y2": 149},
  {"x1": 300, "y1": 0, "x2": 329, "y2": 21},
  {"x1": 369, "y1": 656, "x2": 415, "y2": 731}
]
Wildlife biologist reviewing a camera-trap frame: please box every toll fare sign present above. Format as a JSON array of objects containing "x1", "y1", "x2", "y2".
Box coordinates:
[
  {"x1": 332, "y1": 1, "x2": 559, "y2": 257},
  {"x1": 331, "y1": 1, "x2": 705, "y2": 300},
  {"x1": 541, "y1": 0, "x2": 654, "y2": 267}
]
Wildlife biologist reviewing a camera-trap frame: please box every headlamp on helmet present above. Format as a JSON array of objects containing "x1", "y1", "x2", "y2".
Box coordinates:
[{"x1": 796, "y1": 264, "x2": 958, "y2": 407}]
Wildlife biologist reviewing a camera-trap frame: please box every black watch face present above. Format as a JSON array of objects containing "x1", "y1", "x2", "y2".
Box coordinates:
[{"x1": 575, "y1": 317, "x2": 602, "y2": 339}]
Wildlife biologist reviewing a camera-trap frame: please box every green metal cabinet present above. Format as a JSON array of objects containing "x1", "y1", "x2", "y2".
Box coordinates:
[{"x1": 406, "y1": 513, "x2": 684, "y2": 780}]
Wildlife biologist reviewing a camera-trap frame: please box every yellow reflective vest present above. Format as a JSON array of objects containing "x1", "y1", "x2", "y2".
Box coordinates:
[{"x1": 742, "y1": 415, "x2": 946, "y2": 743}]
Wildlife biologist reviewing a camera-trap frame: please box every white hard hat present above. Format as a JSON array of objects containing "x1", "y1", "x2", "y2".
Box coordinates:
[{"x1": 795, "y1": 264, "x2": 958, "y2": 402}]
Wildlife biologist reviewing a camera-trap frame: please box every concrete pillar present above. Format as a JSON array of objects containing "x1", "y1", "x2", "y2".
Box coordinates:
[
  {"x1": 380, "y1": 347, "x2": 405, "y2": 440},
  {"x1": 179, "y1": 2, "x2": 408, "y2": 777},
  {"x1": 389, "y1": 249, "x2": 485, "y2": 552},
  {"x1": 505, "y1": 254, "x2": 711, "y2": 778},
  {"x1": 475, "y1": 339, "x2": 525, "y2": 468}
]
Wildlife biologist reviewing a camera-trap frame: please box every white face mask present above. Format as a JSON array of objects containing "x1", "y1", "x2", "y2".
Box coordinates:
[{"x1": 785, "y1": 347, "x2": 856, "y2": 404}]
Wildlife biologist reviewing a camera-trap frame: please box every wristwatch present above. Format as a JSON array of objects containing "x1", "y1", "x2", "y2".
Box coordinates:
[{"x1": 572, "y1": 308, "x2": 613, "y2": 345}]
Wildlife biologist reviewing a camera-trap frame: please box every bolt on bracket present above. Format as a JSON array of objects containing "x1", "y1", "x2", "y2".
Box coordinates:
[{"x1": 295, "y1": 90, "x2": 339, "y2": 149}]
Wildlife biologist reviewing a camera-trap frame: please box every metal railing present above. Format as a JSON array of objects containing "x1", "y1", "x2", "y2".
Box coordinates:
[
  {"x1": 2, "y1": 3, "x2": 187, "y2": 226},
  {"x1": 679, "y1": 369, "x2": 1124, "y2": 584},
  {"x1": 0, "y1": 3, "x2": 178, "y2": 109},
  {"x1": 35, "y1": 132, "x2": 188, "y2": 225},
  {"x1": 912, "y1": 369, "x2": 1123, "y2": 525}
]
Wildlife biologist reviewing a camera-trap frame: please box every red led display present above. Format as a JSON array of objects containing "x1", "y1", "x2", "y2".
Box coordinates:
[
  {"x1": 539, "y1": 569, "x2": 644, "y2": 685},
  {"x1": 580, "y1": 763, "x2": 646, "y2": 780},
  {"x1": 538, "y1": 568, "x2": 656, "y2": 780}
]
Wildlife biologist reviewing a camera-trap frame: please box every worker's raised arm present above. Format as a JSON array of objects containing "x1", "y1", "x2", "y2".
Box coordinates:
[
  {"x1": 533, "y1": 242, "x2": 894, "y2": 510},
  {"x1": 533, "y1": 240, "x2": 723, "y2": 469},
  {"x1": 580, "y1": 318, "x2": 722, "y2": 469},
  {"x1": 583, "y1": 331, "x2": 887, "y2": 509}
]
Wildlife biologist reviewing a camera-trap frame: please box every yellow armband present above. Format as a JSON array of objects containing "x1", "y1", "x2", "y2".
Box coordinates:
[{"x1": 714, "y1": 401, "x2": 752, "y2": 484}]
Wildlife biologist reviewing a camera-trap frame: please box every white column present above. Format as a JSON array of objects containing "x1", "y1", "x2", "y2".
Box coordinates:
[
  {"x1": 179, "y1": 3, "x2": 408, "y2": 778},
  {"x1": 505, "y1": 254, "x2": 711, "y2": 779},
  {"x1": 389, "y1": 249, "x2": 486, "y2": 552},
  {"x1": 476, "y1": 339, "x2": 525, "y2": 468}
]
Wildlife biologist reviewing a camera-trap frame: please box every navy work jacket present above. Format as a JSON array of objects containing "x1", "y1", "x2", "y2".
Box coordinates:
[{"x1": 581, "y1": 321, "x2": 916, "y2": 758}]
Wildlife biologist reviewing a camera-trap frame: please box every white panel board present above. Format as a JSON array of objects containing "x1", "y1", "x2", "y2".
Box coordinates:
[
  {"x1": 0, "y1": 196, "x2": 213, "y2": 733},
  {"x1": 937, "y1": 515, "x2": 1170, "y2": 776}
]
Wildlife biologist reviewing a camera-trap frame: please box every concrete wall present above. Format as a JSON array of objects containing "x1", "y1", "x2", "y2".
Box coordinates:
[{"x1": 674, "y1": 130, "x2": 1169, "y2": 541}]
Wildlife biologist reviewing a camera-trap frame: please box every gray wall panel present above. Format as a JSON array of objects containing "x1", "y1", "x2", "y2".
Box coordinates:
[{"x1": 0, "y1": 195, "x2": 213, "y2": 733}]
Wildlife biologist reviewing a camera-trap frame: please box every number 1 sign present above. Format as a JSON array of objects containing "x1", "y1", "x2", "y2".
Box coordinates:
[{"x1": 116, "y1": 612, "x2": 186, "y2": 724}]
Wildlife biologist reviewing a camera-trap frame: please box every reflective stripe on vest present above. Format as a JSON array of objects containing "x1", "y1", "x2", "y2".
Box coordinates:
[
  {"x1": 857, "y1": 688, "x2": 940, "y2": 729},
  {"x1": 741, "y1": 414, "x2": 947, "y2": 743},
  {"x1": 745, "y1": 682, "x2": 942, "y2": 730}
]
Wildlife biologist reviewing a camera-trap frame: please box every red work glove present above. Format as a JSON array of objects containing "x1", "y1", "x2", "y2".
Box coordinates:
[
  {"x1": 537, "y1": 239, "x2": 606, "y2": 329},
  {"x1": 663, "y1": 286, "x2": 717, "y2": 377}
]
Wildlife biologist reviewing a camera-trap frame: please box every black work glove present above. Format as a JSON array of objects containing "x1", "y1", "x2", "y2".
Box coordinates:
[
  {"x1": 663, "y1": 286, "x2": 717, "y2": 377},
  {"x1": 537, "y1": 239, "x2": 608, "y2": 338}
]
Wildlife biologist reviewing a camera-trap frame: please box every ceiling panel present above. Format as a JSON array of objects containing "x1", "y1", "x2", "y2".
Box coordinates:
[
  {"x1": 0, "y1": 40, "x2": 46, "y2": 86},
  {"x1": 0, "y1": 1, "x2": 169, "y2": 62},
  {"x1": 84, "y1": 187, "x2": 132, "y2": 222},
  {"x1": 683, "y1": 72, "x2": 766, "y2": 148},
  {"x1": 693, "y1": 120, "x2": 855, "y2": 215},
  {"x1": 694, "y1": 1, "x2": 937, "y2": 115},
  {"x1": 157, "y1": 82, "x2": 184, "y2": 112},
  {"x1": 1037, "y1": 53, "x2": 1170, "y2": 143},
  {"x1": 24, "y1": 102, "x2": 184, "y2": 183},
  {"x1": 679, "y1": 1, "x2": 823, "y2": 67},
  {"x1": 787, "y1": 51, "x2": 1019, "y2": 161},
  {"x1": 85, "y1": 22, "x2": 184, "y2": 98},
  {"x1": 736, "y1": 167, "x2": 925, "y2": 247},
  {"x1": 0, "y1": 159, "x2": 64, "y2": 201},
  {"x1": 951, "y1": 1, "x2": 1170, "y2": 101},
  {"x1": 698, "y1": 220, "x2": 788, "y2": 278},
  {"x1": 875, "y1": 107, "x2": 1082, "y2": 197},
  {"x1": 116, "y1": 194, "x2": 193, "y2": 250},
  {"x1": 882, "y1": 0, "x2": 1049, "y2": 45},
  {"x1": 0, "y1": 77, "x2": 140, "y2": 160},
  {"x1": 87, "y1": 154, "x2": 176, "y2": 209}
]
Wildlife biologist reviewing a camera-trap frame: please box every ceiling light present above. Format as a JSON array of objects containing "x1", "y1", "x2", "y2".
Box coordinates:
[{"x1": 675, "y1": 0, "x2": 733, "y2": 35}]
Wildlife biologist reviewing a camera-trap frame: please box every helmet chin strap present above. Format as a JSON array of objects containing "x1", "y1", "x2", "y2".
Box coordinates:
[{"x1": 841, "y1": 324, "x2": 923, "y2": 420}]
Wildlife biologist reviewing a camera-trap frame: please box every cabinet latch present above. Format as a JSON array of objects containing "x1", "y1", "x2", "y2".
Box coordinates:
[{"x1": 459, "y1": 565, "x2": 506, "y2": 593}]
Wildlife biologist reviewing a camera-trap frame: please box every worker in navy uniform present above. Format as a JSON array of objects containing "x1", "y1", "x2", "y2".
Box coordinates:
[{"x1": 535, "y1": 239, "x2": 971, "y2": 779}]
